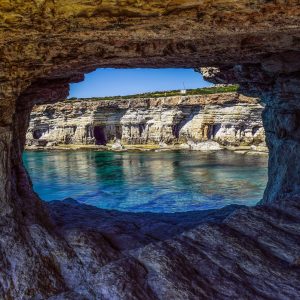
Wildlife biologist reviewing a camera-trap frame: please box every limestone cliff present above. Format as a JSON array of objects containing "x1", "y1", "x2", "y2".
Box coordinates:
[{"x1": 26, "y1": 92, "x2": 266, "y2": 151}]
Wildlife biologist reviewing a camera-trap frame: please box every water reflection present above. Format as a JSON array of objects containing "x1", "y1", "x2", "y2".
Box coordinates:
[{"x1": 23, "y1": 150, "x2": 268, "y2": 213}]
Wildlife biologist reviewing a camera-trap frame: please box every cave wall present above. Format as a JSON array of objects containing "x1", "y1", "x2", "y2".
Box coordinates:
[{"x1": 262, "y1": 72, "x2": 300, "y2": 204}]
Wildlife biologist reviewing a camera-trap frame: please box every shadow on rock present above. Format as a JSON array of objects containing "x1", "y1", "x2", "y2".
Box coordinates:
[{"x1": 48, "y1": 198, "x2": 241, "y2": 251}]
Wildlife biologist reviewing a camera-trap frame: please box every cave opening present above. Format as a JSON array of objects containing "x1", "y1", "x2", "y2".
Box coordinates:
[
  {"x1": 115, "y1": 125, "x2": 122, "y2": 139},
  {"x1": 93, "y1": 125, "x2": 107, "y2": 145},
  {"x1": 172, "y1": 124, "x2": 180, "y2": 138},
  {"x1": 212, "y1": 124, "x2": 221, "y2": 139},
  {"x1": 32, "y1": 129, "x2": 42, "y2": 139},
  {"x1": 23, "y1": 68, "x2": 268, "y2": 214},
  {"x1": 1, "y1": 3, "x2": 300, "y2": 298}
]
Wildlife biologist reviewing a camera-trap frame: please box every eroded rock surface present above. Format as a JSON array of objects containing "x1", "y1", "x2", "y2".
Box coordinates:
[
  {"x1": 26, "y1": 93, "x2": 266, "y2": 151},
  {"x1": 35, "y1": 198, "x2": 300, "y2": 299}
]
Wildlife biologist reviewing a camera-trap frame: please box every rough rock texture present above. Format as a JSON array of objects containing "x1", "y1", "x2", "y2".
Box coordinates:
[
  {"x1": 43, "y1": 197, "x2": 300, "y2": 299},
  {"x1": 26, "y1": 93, "x2": 266, "y2": 150},
  {"x1": 1, "y1": 1, "x2": 300, "y2": 299}
]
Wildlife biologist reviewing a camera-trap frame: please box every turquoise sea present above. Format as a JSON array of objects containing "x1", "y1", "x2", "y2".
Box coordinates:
[{"x1": 23, "y1": 150, "x2": 268, "y2": 213}]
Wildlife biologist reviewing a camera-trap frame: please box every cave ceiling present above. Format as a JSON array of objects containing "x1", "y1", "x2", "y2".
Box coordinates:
[{"x1": 0, "y1": 0, "x2": 299, "y2": 84}]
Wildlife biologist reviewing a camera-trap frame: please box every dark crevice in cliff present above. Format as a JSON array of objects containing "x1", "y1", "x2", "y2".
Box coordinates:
[{"x1": 94, "y1": 125, "x2": 107, "y2": 145}]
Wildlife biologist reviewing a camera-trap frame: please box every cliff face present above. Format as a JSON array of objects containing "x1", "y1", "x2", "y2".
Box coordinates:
[{"x1": 26, "y1": 93, "x2": 266, "y2": 151}]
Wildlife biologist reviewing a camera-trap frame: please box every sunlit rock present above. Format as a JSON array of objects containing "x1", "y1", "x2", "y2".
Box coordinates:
[
  {"x1": 26, "y1": 93, "x2": 266, "y2": 152},
  {"x1": 188, "y1": 140, "x2": 223, "y2": 151},
  {"x1": 111, "y1": 139, "x2": 125, "y2": 151}
]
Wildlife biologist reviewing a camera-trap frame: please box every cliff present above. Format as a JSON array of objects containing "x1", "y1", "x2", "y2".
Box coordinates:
[{"x1": 26, "y1": 92, "x2": 266, "y2": 152}]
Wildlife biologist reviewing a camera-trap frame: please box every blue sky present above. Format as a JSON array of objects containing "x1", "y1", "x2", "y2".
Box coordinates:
[{"x1": 69, "y1": 68, "x2": 212, "y2": 98}]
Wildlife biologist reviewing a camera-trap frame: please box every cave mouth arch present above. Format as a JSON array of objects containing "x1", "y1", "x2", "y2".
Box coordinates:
[
  {"x1": 14, "y1": 58, "x2": 300, "y2": 213},
  {"x1": 2, "y1": 0, "x2": 299, "y2": 217},
  {"x1": 23, "y1": 67, "x2": 268, "y2": 214},
  {"x1": 8, "y1": 59, "x2": 300, "y2": 298},
  {"x1": 1, "y1": 1, "x2": 300, "y2": 296},
  {"x1": 93, "y1": 125, "x2": 107, "y2": 145}
]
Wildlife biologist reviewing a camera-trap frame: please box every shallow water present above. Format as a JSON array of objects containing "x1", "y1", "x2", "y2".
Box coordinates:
[{"x1": 23, "y1": 150, "x2": 268, "y2": 213}]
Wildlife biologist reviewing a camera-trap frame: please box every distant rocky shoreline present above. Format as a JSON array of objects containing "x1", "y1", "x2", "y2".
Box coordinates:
[
  {"x1": 26, "y1": 92, "x2": 268, "y2": 155},
  {"x1": 25, "y1": 142, "x2": 268, "y2": 155}
]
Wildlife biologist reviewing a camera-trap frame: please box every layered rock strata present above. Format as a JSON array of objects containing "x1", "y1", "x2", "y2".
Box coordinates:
[
  {"x1": 42, "y1": 197, "x2": 300, "y2": 299},
  {"x1": 26, "y1": 93, "x2": 266, "y2": 152}
]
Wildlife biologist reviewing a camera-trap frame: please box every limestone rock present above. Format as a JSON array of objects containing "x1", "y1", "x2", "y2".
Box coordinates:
[
  {"x1": 188, "y1": 140, "x2": 223, "y2": 151},
  {"x1": 26, "y1": 93, "x2": 266, "y2": 151},
  {"x1": 36, "y1": 197, "x2": 300, "y2": 300},
  {"x1": 111, "y1": 139, "x2": 125, "y2": 151}
]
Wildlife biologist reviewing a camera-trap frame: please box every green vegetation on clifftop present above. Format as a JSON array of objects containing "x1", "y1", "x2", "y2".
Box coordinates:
[{"x1": 67, "y1": 85, "x2": 239, "y2": 102}]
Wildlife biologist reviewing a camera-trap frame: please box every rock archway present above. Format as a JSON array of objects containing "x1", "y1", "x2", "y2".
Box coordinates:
[{"x1": 1, "y1": 1, "x2": 300, "y2": 299}]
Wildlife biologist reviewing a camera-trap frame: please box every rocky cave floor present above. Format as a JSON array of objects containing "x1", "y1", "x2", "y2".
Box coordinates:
[{"x1": 45, "y1": 198, "x2": 300, "y2": 299}]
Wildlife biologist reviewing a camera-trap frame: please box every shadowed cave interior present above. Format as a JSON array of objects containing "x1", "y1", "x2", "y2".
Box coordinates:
[{"x1": 93, "y1": 125, "x2": 107, "y2": 145}]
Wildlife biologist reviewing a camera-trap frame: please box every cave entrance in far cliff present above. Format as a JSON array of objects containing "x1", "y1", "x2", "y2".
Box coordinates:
[
  {"x1": 94, "y1": 126, "x2": 107, "y2": 145},
  {"x1": 33, "y1": 129, "x2": 43, "y2": 139}
]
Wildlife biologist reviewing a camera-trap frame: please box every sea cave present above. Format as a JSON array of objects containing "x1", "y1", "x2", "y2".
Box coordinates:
[{"x1": 1, "y1": 1, "x2": 300, "y2": 299}]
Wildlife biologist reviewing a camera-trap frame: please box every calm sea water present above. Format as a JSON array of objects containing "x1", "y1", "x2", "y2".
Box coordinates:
[{"x1": 23, "y1": 150, "x2": 268, "y2": 213}]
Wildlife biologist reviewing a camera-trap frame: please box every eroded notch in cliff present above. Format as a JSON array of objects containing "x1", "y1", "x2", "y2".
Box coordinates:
[{"x1": 94, "y1": 125, "x2": 107, "y2": 145}]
